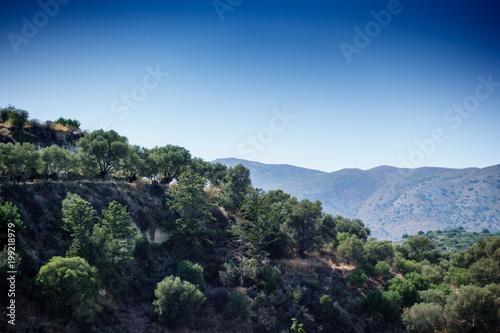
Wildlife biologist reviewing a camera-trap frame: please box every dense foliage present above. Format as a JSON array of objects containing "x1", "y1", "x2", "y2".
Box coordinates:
[{"x1": 35, "y1": 256, "x2": 101, "y2": 324}]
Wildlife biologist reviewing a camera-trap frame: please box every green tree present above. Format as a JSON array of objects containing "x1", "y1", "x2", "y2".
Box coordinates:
[
  {"x1": 222, "y1": 164, "x2": 251, "y2": 212},
  {"x1": 150, "y1": 145, "x2": 191, "y2": 184},
  {"x1": 39, "y1": 144, "x2": 72, "y2": 179},
  {"x1": 119, "y1": 145, "x2": 147, "y2": 182},
  {"x1": 419, "y1": 289, "x2": 447, "y2": 307},
  {"x1": 152, "y1": 275, "x2": 206, "y2": 329},
  {"x1": 337, "y1": 234, "x2": 364, "y2": 263},
  {"x1": 78, "y1": 129, "x2": 129, "y2": 180},
  {"x1": 348, "y1": 268, "x2": 368, "y2": 288},
  {"x1": 101, "y1": 201, "x2": 138, "y2": 264},
  {"x1": 402, "y1": 302, "x2": 445, "y2": 333},
  {"x1": 61, "y1": 193, "x2": 98, "y2": 261},
  {"x1": 334, "y1": 215, "x2": 370, "y2": 241},
  {"x1": 0, "y1": 201, "x2": 24, "y2": 234},
  {"x1": 445, "y1": 267, "x2": 471, "y2": 287},
  {"x1": 444, "y1": 284, "x2": 500, "y2": 331},
  {"x1": 256, "y1": 263, "x2": 281, "y2": 294},
  {"x1": 35, "y1": 256, "x2": 101, "y2": 324},
  {"x1": 223, "y1": 290, "x2": 250, "y2": 321},
  {"x1": 0, "y1": 105, "x2": 29, "y2": 129},
  {"x1": 375, "y1": 261, "x2": 392, "y2": 280},
  {"x1": 363, "y1": 238, "x2": 394, "y2": 265},
  {"x1": 281, "y1": 198, "x2": 331, "y2": 257},
  {"x1": 176, "y1": 260, "x2": 205, "y2": 290},
  {"x1": 363, "y1": 288, "x2": 402, "y2": 323},
  {"x1": 0, "y1": 143, "x2": 15, "y2": 177},
  {"x1": 54, "y1": 117, "x2": 81, "y2": 129},
  {"x1": 1, "y1": 142, "x2": 40, "y2": 181},
  {"x1": 233, "y1": 188, "x2": 288, "y2": 258},
  {"x1": 406, "y1": 235, "x2": 436, "y2": 261},
  {"x1": 421, "y1": 264, "x2": 444, "y2": 285},
  {"x1": 166, "y1": 170, "x2": 215, "y2": 259},
  {"x1": 469, "y1": 257, "x2": 500, "y2": 286},
  {"x1": 207, "y1": 162, "x2": 227, "y2": 188},
  {"x1": 387, "y1": 277, "x2": 419, "y2": 308}
]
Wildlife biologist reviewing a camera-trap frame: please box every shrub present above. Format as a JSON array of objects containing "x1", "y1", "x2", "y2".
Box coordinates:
[
  {"x1": 176, "y1": 260, "x2": 206, "y2": 290},
  {"x1": 35, "y1": 256, "x2": 101, "y2": 324},
  {"x1": 223, "y1": 290, "x2": 250, "y2": 321},
  {"x1": 0, "y1": 105, "x2": 28, "y2": 129},
  {"x1": 419, "y1": 289, "x2": 447, "y2": 307},
  {"x1": 402, "y1": 302, "x2": 445, "y2": 333},
  {"x1": 347, "y1": 268, "x2": 368, "y2": 288},
  {"x1": 152, "y1": 275, "x2": 205, "y2": 328},
  {"x1": 54, "y1": 117, "x2": 81, "y2": 129},
  {"x1": 363, "y1": 288, "x2": 402, "y2": 323},
  {"x1": 256, "y1": 264, "x2": 281, "y2": 294},
  {"x1": 0, "y1": 201, "x2": 24, "y2": 239},
  {"x1": 444, "y1": 284, "x2": 500, "y2": 331},
  {"x1": 319, "y1": 294, "x2": 333, "y2": 320},
  {"x1": 374, "y1": 261, "x2": 392, "y2": 279},
  {"x1": 445, "y1": 267, "x2": 470, "y2": 287}
]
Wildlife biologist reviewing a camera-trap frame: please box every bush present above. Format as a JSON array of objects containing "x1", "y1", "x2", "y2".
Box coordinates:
[
  {"x1": 445, "y1": 267, "x2": 470, "y2": 287},
  {"x1": 347, "y1": 268, "x2": 368, "y2": 288},
  {"x1": 444, "y1": 284, "x2": 500, "y2": 331},
  {"x1": 176, "y1": 260, "x2": 206, "y2": 290},
  {"x1": 223, "y1": 290, "x2": 250, "y2": 321},
  {"x1": 402, "y1": 302, "x2": 445, "y2": 333},
  {"x1": 374, "y1": 261, "x2": 392, "y2": 279},
  {"x1": 319, "y1": 294, "x2": 333, "y2": 320},
  {"x1": 0, "y1": 105, "x2": 28, "y2": 129},
  {"x1": 363, "y1": 289, "x2": 402, "y2": 323},
  {"x1": 256, "y1": 264, "x2": 281, "y2": 294},
  {"x1": 54, "y1": 117, "x2": 81, "y2": 129},
  {"x1": 152, "y1": 275, "x2": 206, "y2": 329},
  {"x1": 0, "y1": 201, "x2": 24, "y2": 242},
  {"x1": 419, "y1": 289, "x2": 447, "y2": 307},
  {"x1": 35, "y1": 256, "x2": 101, "y2": 324}
]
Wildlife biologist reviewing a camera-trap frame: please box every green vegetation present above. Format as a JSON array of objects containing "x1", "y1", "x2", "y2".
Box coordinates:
[
  {"x1": 35, "y1": 256, "x2": 101, "y2": 324},
  {"x1": 1, "y1": 105, "x2": 29, "y2": 129},
  {"x1": 223, "y1": 290, "x2": 250, "y2": 321},
  {"x1": 420, "y1": 227, "x2": 500, "y2": 252},
  {"x1": 176, "y1": 260, "x2": 206, "y2": 290},
  {"x1": 54, "y1": 117, "x2": 81, "y2": 129},
  {"x1": 1, "y1": 109, "x2": 499, "y2": 332},
  {"x1": 152, "y1": 276, "x2": 206, "y2": 329}
]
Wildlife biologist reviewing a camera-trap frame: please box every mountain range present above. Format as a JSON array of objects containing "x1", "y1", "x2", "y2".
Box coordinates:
[{"x1": 214, "y1": 158, "x2": 500, "y2": 240}]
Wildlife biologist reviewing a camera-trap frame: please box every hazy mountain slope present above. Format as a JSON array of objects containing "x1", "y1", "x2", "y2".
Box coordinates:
[{"x1": 214, "y1": 158, "x2": 500, "y2": 240}]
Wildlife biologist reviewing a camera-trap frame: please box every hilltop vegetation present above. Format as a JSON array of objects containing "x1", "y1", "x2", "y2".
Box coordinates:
[
  {"x1": 1, "y1": 108, "x2": 500, "y2": 332},
  {"x1": 402, "y1": 227, "x2": 500, "y2": 253}
]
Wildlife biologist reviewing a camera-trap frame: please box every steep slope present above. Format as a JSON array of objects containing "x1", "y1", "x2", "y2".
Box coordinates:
[{"x1": 215, "y1": 158, "x2": 500, "y2": 240}]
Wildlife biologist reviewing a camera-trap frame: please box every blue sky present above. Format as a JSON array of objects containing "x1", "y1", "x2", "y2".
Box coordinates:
[{"x1": 1, "y1": 0, "x2": 499, "y2": 172}]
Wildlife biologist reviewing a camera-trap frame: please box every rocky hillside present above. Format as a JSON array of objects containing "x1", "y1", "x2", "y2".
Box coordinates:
[
  {"x1": 0, "y1": 120, "x2": 84, "y2": 151},
  {"x1": 215, "y1": 158, "x2": 500, "y2": 240}
]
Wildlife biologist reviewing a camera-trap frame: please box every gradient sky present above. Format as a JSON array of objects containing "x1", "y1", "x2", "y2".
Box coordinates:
[{"x1": 1, "y1": 0, "x2": 499, "y2": 172}]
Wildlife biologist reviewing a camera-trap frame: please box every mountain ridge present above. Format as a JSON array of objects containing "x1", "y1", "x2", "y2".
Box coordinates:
[{"x1": 214, "y1": 158, "x2": 500, "y2": 240}]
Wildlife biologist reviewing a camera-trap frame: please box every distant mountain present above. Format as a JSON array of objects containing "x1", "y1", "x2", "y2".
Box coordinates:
[{"x1": 214, "y1": 158, "x2": 500, "y2": 240}]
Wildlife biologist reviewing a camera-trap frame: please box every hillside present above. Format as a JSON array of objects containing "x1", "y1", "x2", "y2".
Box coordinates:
[{"x1": 214, "y1": 158, "x2": 500, "y2": 240}]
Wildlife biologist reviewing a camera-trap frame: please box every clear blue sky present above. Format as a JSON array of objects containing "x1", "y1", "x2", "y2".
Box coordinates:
[{"x1": 1, "y1": 0, "x2": 499, "y2": 172}]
